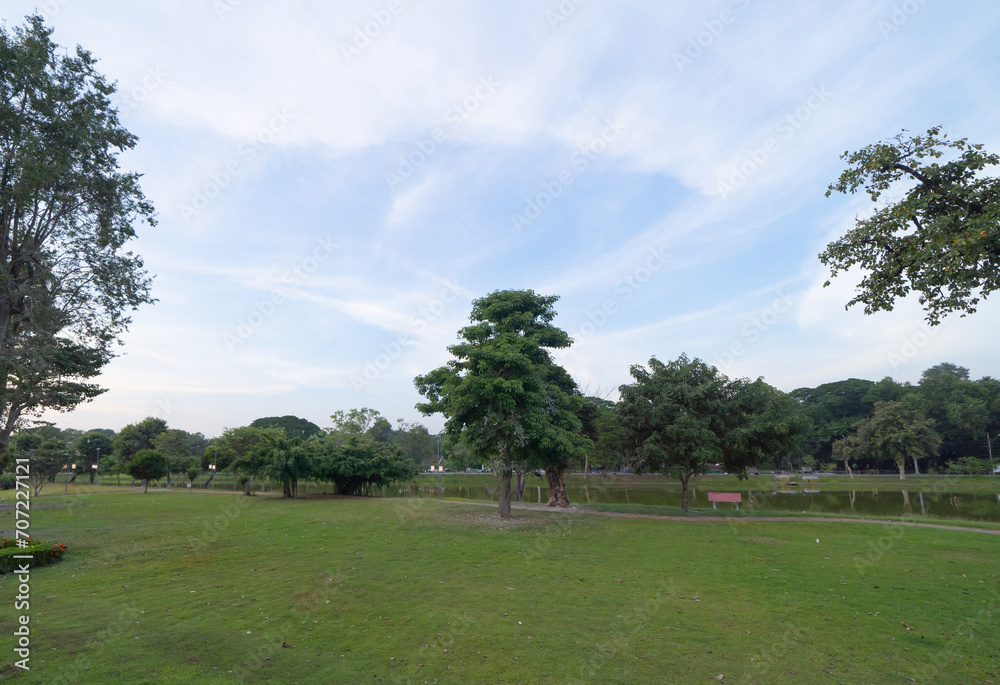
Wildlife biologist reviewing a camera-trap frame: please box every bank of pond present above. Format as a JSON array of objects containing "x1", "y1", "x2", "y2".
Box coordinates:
[{"x1": 396, "y1": 474, "x2": 1000, "y2": 523}]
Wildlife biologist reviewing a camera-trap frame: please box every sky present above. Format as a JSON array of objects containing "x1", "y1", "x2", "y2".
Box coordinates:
[{"x1": 5, "y1": 0, "x2": 1000, "y2": 439}]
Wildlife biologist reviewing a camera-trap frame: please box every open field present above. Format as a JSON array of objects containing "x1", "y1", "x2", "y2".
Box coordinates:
[{"x1": 1, "y1": 490, "x2": 998, "y2": 684}]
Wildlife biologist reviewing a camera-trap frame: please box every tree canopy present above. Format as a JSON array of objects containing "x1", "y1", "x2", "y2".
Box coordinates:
[
  {"x1": 415, "y1": 289, "x2": 587, "y2": 517},
  {"x1": 618, "y1": 355, "x2": 801, "y2": 512},
  {"x1": 820, "y1": 127, "x2": 999, "y2": 324},
  {"x1": 0, "y1": 16, "x2": 156, "y2": 454}
]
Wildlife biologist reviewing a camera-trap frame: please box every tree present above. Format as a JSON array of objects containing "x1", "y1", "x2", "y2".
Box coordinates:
[
  {"x1": 22, "y1": 437, "x2": 66, "y2": 495},
  {"x1": 415, "y1": 290, "x2": 581, "y2": 518},
  {"x1": 75, "y1": 430, "x2": 113, "y2": 484},
  {"x1": 857, "y1": 401, "x2": 941, "y2": 480},
  {"x1": 398, "y1": 423, "x2": 435, "y2": 465},
  {"x1": 0, "y1": 16, "x2": 156, "y2": 455},
  {"x1": 328, "y1": 408, "x2": 384, "y2": 435},
  {"x1": 820, "y1": 127, "x2": 999, "y2": 324},
  {"x1": 250, "y1": 416, "x2": 322, "y2": 440},
  {"x1": 127, "y1": 449, "x2": 168, "y2": 493},
  {"x1": 831, "y1": 434, "x2": 862, "y2": 478},
  {"x1": 153, "y1": 429, "x2": 193, "y2": 487},
  {"x1": 618, "y1": 355, "x2": 800, "y2": 512},
  {"x1": 113, "y1": 417, "x2": 167, "y2": 473},
  {"x1": 309, "y1": 434, "x2": 417, "y2": 496}
]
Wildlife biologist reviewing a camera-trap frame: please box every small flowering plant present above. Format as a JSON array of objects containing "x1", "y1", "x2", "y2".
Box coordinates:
[{"x1": 0, "y1": 537, "x2": 69, "y2": 573}]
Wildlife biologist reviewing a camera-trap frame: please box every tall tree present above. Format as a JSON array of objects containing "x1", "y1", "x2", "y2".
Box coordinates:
[
  {"x1": 619, "y1": 355, "x2": 800, "y2": 512},
  {"x1": 820, "y1": 127, "x2": 999, "y2": 324},
  {"x1": 415, "y1": 289, "x2": 581, "y2": 518},
  {"x1": 857, "y1": 401, "x2": 941, "y2": 480},
  {"x1": 0, "y1": 16, "x2": 156, "y2": 456}
]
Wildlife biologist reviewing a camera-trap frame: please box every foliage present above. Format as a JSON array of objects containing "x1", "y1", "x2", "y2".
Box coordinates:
[
  {"x1": 856, "y1": 401, "x2": 941, "y2": 479},
  {"x1": 27, "y1": 437, "x2": 68, "y2": 495},
  {"x1": 0, "y1": 16, "x2": 156, "y2": 454},
  {"x1": 821, "y1": 127, "x2": 1000, "y2": 323},
  {"x1": 309, "y1": 434, "x2": 418, "y2": 496},
  {"x1": 76, "y1": 430, "x2": 114, "y2": 483},
  {"x1": 114, "y1": 417, "x2": 167, "y2": 471},
  {"x1": 154, "y1": 429, "x2": 194, "y2": 476},
  {"x1": 0, "y1": 537, "x2": 68, "y2": 573},
  {"x1": 328, "y1": 408, "x2": 385, "y2": 436},
  {"x1": 618, "y1": 355, "x2": 801, "y2": 512},
  {"x1": 214, "y1": 426, "x2": 309, "y2": 498},
  {"x1": 127, "y1": 449, "x2": 169, "y2": 493},
  {"x1": 415, "y1": 289, "x2": 585, "y2": 517},
  {"x1": 944, "y1": 456, "x2": 997, "y2": 475},
  {"x1": 250, "y1": 415, "x2": 322, "y2": 440}
]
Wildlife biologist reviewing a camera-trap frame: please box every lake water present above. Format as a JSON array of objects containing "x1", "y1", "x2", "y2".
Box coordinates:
[{"x1": 387, "y1": 479, "x2": 1000, "y2": 523}]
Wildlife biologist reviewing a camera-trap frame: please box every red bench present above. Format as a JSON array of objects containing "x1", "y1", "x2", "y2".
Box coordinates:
[{"x1": 707, "y1": 492, "x2": 742, "y2": 510}]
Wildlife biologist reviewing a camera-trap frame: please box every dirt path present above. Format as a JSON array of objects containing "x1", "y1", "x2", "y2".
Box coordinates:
[{"x1": 438, "y1": 499, "x2": 1000, "y2": 535}]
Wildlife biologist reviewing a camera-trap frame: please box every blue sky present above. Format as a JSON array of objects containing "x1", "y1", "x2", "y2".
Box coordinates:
[{"x1": 7, "y1": 0, "x2": 1000, "y2": 438}]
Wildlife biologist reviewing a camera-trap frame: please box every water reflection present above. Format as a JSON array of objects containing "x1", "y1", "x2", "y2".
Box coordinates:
[{"x1": 386, "y1": 480, "x2": 1000, "y2": 522}]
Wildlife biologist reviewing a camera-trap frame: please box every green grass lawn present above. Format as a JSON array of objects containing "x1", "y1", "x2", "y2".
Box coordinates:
[{"x1": 1, "y1": 490, "x2": 998, "y2": 684}]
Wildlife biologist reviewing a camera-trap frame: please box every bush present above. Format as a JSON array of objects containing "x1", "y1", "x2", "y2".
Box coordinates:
[
  {"x1": 0, "y1": 476, "x2": 14, "y2": 490},
  {"x1": 0, "y1": 537, "x2": 69, "y2": 573}
]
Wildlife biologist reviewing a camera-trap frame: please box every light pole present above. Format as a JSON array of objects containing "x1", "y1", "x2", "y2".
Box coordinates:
[
  {"x1": 209, "y1": 463, "x2": 216, "y2": 490},
  {"x1": 95, "y1": 448, "x2": 100, "y2": 486}
]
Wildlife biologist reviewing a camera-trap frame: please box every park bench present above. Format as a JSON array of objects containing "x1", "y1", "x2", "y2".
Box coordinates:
[{"x1": 707, "y1": 492, "x2": 741, "y2": 510}]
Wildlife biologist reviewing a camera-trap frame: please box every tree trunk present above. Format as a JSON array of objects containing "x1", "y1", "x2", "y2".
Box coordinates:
[
  {"x1": 583, "y1": 454, "x2": 588, "y2": 480},
  {"x1": 844, "y1": 460, "x2": 853, "y2": 478},
  {"x1": 89, "y1": 470, "x2": 95, "y2": 484},
  {"x1": 897, "y1": 460, "x2": 906, "y2": 480},
  {"x1": 680, "y1": 473, "x2": 691, "y2": 512},
  {"x1": 544, "y1": 466, "x2": 559, "y2": 507},
  {"x1": 142, "y1": 479, "x2": 148, "y2": 494},
  {"x1": 203, "y1": 471, "x2": 215, "y2": 489},
  {"x1": 556, "y1": 469, "x2": 570, "y2": 508},
  {"x1": 498, "y1": 473, "x2": 512, "y2": 518},
  {"x1": 514, "y1": 472, "x2": 525, "y2": 502},
  {"x1": 912, "y1": 456, "x2": 920, "y2": 475},
  {"x1": 244, "y1": 477, "x2": 253, "y2": 496},
  {"x1": 166, "y1": 471, "x2": 172, "y2": 488}
]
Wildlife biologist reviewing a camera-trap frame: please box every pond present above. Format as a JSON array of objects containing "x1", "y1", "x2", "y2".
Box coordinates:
[{"x1": 386, "y1": 478, "x2": 1000, "y2": 523}]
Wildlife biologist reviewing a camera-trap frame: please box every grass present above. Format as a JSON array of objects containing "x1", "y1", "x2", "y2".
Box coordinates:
[{"x1": 1, "y1": 490, "x2": 998, "y2": 684}]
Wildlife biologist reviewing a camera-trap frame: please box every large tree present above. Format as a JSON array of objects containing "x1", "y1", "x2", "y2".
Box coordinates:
[
  {"x1": 308, "y1": 434, "x2": 417, "y2": 496},
  {"x1": 618, "y1": 355, "x2": 800, "y2": 512},
  {"x1": 0, "y1": 16, "x2": 156, "y2": 455},
  {"x1": 820, "y1": 127, "x2": 999, "y2": 324},
  {"x1": 415, "y1": 290, "x2": 584, "y2": 517},
  {"x1": 857, "y1": 401, "x2": 941, "y2": 480}
]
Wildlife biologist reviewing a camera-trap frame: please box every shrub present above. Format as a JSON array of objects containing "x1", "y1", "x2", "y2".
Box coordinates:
[
  {"x1": 0, "y1": 537, "x2": 69, "y2": 573},
  {"x1": 0, "y1": 477, "x2": 14, "y2": 490}
]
